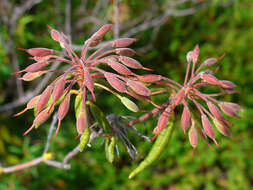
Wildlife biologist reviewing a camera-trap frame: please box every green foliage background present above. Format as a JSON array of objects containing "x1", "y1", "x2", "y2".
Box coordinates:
[{"x1": 0, "y1": 0, "x2": 252, "y2": 189}]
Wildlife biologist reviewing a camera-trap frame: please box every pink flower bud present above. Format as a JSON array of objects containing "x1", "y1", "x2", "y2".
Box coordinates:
[
  {"x1": 19, "y1": 71, "x2": 45, "y2": 81},
  {"x1": 186, "y1": 51, "x2": 193, "y2": 63},
  {"x1": 219, "y1": 80, "x2": 236, "y2": 89},
  {"x1": 223, "y1": 102, "x2": 241, "y2": 112},
  {"x1": 207, "y1": 101, "x2": 232, "y2": 127},
  {"x1": 137, "y1": 74, "x2": 162, "y2": 83},
  {"x1": 200, "y1": 73, "x2": 220, "y2": 85},
  {"x1": 17, "y1": 47, "x2": 54, "y2": 57},
  {"x1": 174, "y1": 88, "x2": 185, "y2": 106},
  {"x1": 219, "y1": 102, "x2": 239, "y2": 117},
  {"x1": 37, "y1": 85, "x2": 53, "y2": 114},
  {"x1": 127, "y1": 80, "x2": 151, "y2": 96},
  {"x1": 118, "y1": 56, "x2": 152, "y2": 71},
  {"x1": 202, "y1": 58, "x2": 218, "y2": 67},
  {"x1": 48, "y1": 77, "x2": 66, "y2": 112},
  {"x1": 193, "y1": 44, "x2": 199, "y2": 64},
  {"x1": 91, "y1": 24, "x2": 113, "y2": 40},
  {"x1": 106, "y1": 60, "x2": 134, "y2": 75},
  {"x1": 213, "y1": 119, "x2": 231, "y2": 137},
  {"x1": 115, "y1": 48, "x2": 136, "y2": 57},
  {"x1": 104, "y1": 72, "x2": 127, "y2": 93},
  {"x1": 13, "y1": 61, "x2": 49, "y2": 75},
  {"x1": 201, "y1": 114, "x2": 219, "y2": 146},
  {"x1": 83, "y1": 67, "x2": 95, "y2": 101},
  {"x1": 181, "y1": 106, "x2": 191, "y2": 133},
  {"x1": 76, "y1": 109, "x2": 87, "y2": 135},
  {"x1": 14, "y1": 95, "x2": 41, "y2": 117},
  {"x1": 207, "y1": 101, "x2": 225, "y2": 122},
  {"x1": 156, "y1": 110, "x2": 170, "y2": 134},
  {"x1": 32, "y1": 55, "x2": 51, "y2": 62},
  {"x1": 24, "y1": 107, "x2": 52, "y2": 136},
  {"x1": 111, "y1": 38, "x2": 138, "y2": 48},
  {"x1": 56, "y1": 93, "x2": 71, "y2": 135},
  {"x1": 48, "y1": 25, "x2": 61, "y2": 41},
  {"x1": 188, "y1": 124, "x2": 198, "y2": 148}
]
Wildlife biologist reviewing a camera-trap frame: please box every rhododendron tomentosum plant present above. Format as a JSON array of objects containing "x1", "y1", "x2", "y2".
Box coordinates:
[{"x1": 14, "y1": 24, "x2": 241, "y2": 179}]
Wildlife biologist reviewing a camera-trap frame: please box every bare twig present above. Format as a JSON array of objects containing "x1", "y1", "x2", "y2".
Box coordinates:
[
  {"x1": 113, "y1": 0, "x2": 121, "y2": 39},
  {"x1": 43, "y1": 113, "x2": 58, "y2": 154},
  {"x1": 65, "y1": 0, "x2": 71, "y2": 38},
  {"x1": 63, "y1": 144, "x2": 81, "y2": 164}
]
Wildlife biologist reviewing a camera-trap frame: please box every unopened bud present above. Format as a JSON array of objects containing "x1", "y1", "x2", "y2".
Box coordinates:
[
  {"x1": 106, "y1": 60, "x2": 134, "y2": 75},
  {"x1": 200, "y1": 73, "x2": 220, "y2": 85},
  {"x1": 19, "y1": 71, "x2": 45, "y2": 81},
  {"x1": 219, "y1": 102, "x2": 239, "y2": 117},
  {"x1": 202, "y1": 58, "x2": 218, "y2": 67},
  {"x1": 188, "y1": 122, "x2": 198, "y2": 148},
  {"x1": 120, "y1": 97, "x2": 139, "y2": 112},
  {"x1": 83, "y1": 66, "x2": 95, "y2": 101},
  {"x1": 181, "y1": 105, "x2": 191, "y2": 133},
  {"x1": 111, "y1": 38, "x2": 137, "y2": 48},
  {"x1": 119, "y1": 56, "x2": 151, "y2": 71},
  {"x1": 37, "y1": 85, "x2": 53, "y2": 114},
  {"x1": 104, "y1": 72, "x2": 127, "y2": 93},
  {"x1": 219, "y1": 80, "x2": 236, "y2": 89},
  {"x1": 127, "y1": 80, "x2": 151, "y2": 96},
  {"x1": 137, "y1": 74, "x2": 162, "y2": 83},
  {"x1": 56, "y1": 93, "x2": 71, "y2": 135},
  {"x1": 115, "y1": 48, "x2": 136, "y2": 57}
]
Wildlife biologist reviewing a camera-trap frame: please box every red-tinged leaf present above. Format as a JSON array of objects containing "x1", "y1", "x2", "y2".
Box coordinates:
[
  {"x1": 188, "y1": 124, "x2": 198, "y2": 148},
  {"x1": 111, "y1": 38, "x2": 138, "y2": 48},
  {"x1": 137, "y1": 74, "x2": 162, "y2": 83},
  {"x1": 37, "y1": 85, "x2": 53, "y2": 114},
  {"x1": 83, "y1": 67, "x2": 96, "y2": 101},
  {"x1": 106, "y1": 60, "x2": 134, "y2": 75},
  {"x1": 127, "y1": 80, "x2": 151, "y2": 96},
  {"x1": 200, "y1": 73, "x2": 220, "y2": 85},
  {"x1": 181, "y1": 106, "x2": 191, "y2": 133},
  {"x1": 104, "y1": 72, "x2": 127, "y2": 93}
]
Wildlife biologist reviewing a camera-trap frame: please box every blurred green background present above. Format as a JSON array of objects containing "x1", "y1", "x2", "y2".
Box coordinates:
[{"x1": 0, "y1": 0, "x2": 252, "y2": 189}]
